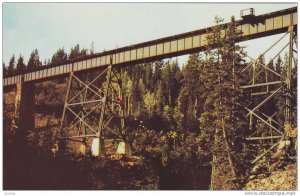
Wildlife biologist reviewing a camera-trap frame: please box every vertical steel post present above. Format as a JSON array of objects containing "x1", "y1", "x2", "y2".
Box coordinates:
[
  {"x1": 60, "y1": 72, "x2": 73, "y2": 135},
  {"x1": 252, "y1": 61, "x2": 255, "y2": 85},
  {"x1": 79, "y1": 76, "x2": 87, "y2": 154},
  {"x1": 118, "y1": 69, "x2": 131, "y2": 155},
  {"x1": 284, "y1": 26, "x2": 294, "y2": 137},
  {"x1": 269, "y1": 117, "x2": 273, "y2": 145},
  {"x1": 119, "y1": 70, "x2": 125, "y2": 136},
  {"x1": 97, "y1": 62, "x2": 113, "y2": 156}
]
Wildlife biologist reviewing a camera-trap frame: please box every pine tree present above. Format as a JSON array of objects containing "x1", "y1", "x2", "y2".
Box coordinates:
[
  {"x1": 16, "y1": 55, "x2": 26, "y2": 73},
  {"x1": 3, "y1": 63, "x2": 7, "y2": 76},
  {"x1": 68, "y1": 44, "x2": 80, "y2": 61},
  {"x1": 275, "y1": 55, "x2": 283, "y2": 74},
  {"x1": 130, "y1": 79, "x2": 145, "y2": 118},
  {"x1": 173, "y1": 101, "x2": 184, "y2": 131},
  {"x1": 68, "y1": 44, "x2": 88, "y2": 61},
  {"x1": 80, "y1": 48, "x2": 88, "y2": 58},
  {"x1": 170, "y1": 60, "x2": 182, "y2": 107},
  {"x1": 153, "y1": 61, "x2": 163, "y2": 85},
  {"x1": 144, "y1": 63, "x2": 153, "y2": 90},
  {"x1": 27, "y1": 49, "x2": 42, "y2": 70},
  {"x1": 154, "y1": 81, "x2": 165, "y2": 115},
  {"x1": 162, "y1": 60, "x2": 182, "y2": 107},
  {"x1": 291, "y1": 64, "x2": 297, "y2": 126},
  {"x1": 7, "y1": 55, "x2": 15, "y2": 75},
  {"x1": 199, "y1": 16, "x2": 250, "y2": 190},
  {"x1": 89, "y1": 42, "x2": 95, "y2": 55},
  {"x1": 163, "y1": 61, "x2": 172, "y2": 105},
  {"x1": 68, "y1": 44, "x2": 79, "y2": 61},
  {"x1": 179, "y1": 53, "x2": 203, "y2": 133},
  {"x1": 51, "y1": 48, "x2": 68, "y2": 65}
]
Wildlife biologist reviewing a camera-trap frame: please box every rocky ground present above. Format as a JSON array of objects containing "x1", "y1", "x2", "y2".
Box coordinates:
[
  {"x1": 244, "y1": 163, "x2": 296, "y2": 190},
  {"x1": 244, "y1": 139, "x2": 297, "y2": 190}
]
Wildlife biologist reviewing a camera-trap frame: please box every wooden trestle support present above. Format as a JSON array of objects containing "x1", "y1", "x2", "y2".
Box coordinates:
[{"x1": 241, "y1": 26, "x2": 297, "y2": 164}]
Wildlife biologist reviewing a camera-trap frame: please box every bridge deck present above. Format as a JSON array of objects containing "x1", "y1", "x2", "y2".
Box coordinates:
[{"x1": 3, "y1": 7, "x2": 297, "y2": 87}]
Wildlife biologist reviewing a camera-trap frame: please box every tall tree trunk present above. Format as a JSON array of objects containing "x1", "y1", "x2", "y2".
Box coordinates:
[
  {"x1": 221, "y1": 118, "x2": 240, "y2": 188},
  {"x1": 210, "y1": 128, "x2": 218, "y2": 190}
]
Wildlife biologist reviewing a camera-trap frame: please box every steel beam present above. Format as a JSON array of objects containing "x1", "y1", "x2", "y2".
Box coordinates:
[
  {"x1": 241, "y1": 81, "x2": 282, "y2": 89},
  {"x1": 246, "y1": 136, "x2": 283, "y2": 140}
]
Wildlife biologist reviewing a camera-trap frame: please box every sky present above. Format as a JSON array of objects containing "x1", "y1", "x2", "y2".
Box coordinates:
[{"x1": 2, "y1": 2, "x2": 297, "y2": 66}]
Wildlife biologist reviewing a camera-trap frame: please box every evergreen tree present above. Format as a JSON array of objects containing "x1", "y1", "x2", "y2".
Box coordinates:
[
  {"x1": 162, "y1": 61, "x2": 173, "y2": 106},
  {"x1": 27, "y1": 49, "x2": 42, "y2": 70},
  {"x1": 178, "y1": 54, "x2": 203, "y2": 133},
  {"x1": 154, "y1": 81, "x2": 165, "y2": 115},
  {"x1": 16, "y1": 55, "x2": 26, "y2": 73},
  {"x1": 7, "y1": 55, "x2": 16, "y2": 75},
  {"x1": 80, "y1": 48, "x2": 88, "y2": 58},
  {"x1": 258, "y1": 55, "x2": 266, "y2": 84},
  {"x1": 144, "y1": 63, "x2": 153, "y2": 90},
  {"x1": 290, "y1": 65, "x2": 297, "y2": 126},
  {"x1": 199, "y1": 16, "x2": 250, "y2": 190},
  {"x1": 173, "y1": 101, "x2": 184, "y2": 131},
  {"x1": 51, "y1": 48, "x2": 68, "y2": 65},
  {"x1": 169, "y1": 60, "x2": 182, "y2": 107},
  {"x1": 3, "y1": 63, "x2": 7, "y2": 76},
  {"x1": 90, "y1": 42, "x2": 95, "y2": 55},
  {"x1": 153, "y1": 61, "x2": 163, "y2": 85},
  {"x1": 131, "y1": 82, "x2": 142, "y2": 117},
  {"x1": 68, "y1": 44, "x2": 88, "y2": 61},
  {"x1": 275, "y1": 55, "x2": 283, "y2": 74},
  {"x1": 68, "y1": 44, "x2": 80, "y2": 61}
]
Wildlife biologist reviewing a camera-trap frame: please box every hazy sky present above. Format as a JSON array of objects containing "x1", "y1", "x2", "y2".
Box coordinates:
[{"x1": 2, "y1": 3, "x2": 297, "y2": 66}]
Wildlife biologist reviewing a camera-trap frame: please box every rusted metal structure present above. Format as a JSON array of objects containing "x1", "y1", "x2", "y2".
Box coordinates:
[
  {"x1": 57, "y1": 63, "x2": 127, "y2": 155},
  {"x1": 3, "y1": 7, "x2": 297, "y2": 157}
]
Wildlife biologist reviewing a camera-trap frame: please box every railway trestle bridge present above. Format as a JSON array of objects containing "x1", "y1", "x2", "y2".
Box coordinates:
[{"x1": 3, "y1": 7, "x2": 298, "y2": 162}]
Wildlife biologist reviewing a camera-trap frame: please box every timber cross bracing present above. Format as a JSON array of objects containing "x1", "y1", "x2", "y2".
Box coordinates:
[
  {"x1": 241, "y1": 24, "x2": 297, "y2": 164},
  {"x1": 3, "y1": 6, "x2": 297, "y2": 87}
]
